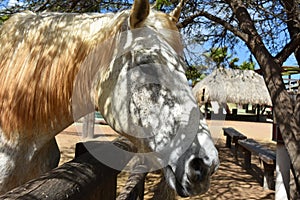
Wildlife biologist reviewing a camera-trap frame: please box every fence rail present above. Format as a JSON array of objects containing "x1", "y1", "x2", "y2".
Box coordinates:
[{"x1": 0, "y1": 137, "x2": 149, "y2": 200}]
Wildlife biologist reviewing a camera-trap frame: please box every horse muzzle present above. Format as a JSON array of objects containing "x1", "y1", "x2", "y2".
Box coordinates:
[{"x1": 164, "y1": 145, "x2": 219, "y2": 197}]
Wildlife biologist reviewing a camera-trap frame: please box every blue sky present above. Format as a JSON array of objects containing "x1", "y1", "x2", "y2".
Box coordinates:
[
  {"x1": 7, "y1": 0, "x2": 18, "y2": 7},
  {"x1": 0, "y1": 0, "x2": 16, "y2": 10},
  {"x1": 233, "y1": 44, "x2": 299, "y2": 80},
  {"x1": 184, "y1": 40, "x2": 298, "y2": 69},
  {"x1": 235, "y1": 45, "x2": 298, "y2": 67},
  {"x1": 1, "y1": 0, "x2": 24, "y2": 10}
]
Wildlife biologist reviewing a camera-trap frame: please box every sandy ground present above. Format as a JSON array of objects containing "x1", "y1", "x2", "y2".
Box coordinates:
[{"x1": 55, "y1": 120, "x2": 275, "y2": 199}]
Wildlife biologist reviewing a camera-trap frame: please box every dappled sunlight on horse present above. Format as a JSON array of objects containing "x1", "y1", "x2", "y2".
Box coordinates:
[{"x1": 0, "y1": 0, "x2": 219, "y2": 196}]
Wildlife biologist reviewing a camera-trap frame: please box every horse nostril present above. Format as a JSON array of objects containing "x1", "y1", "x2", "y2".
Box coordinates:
[
  {"x1": 190, "y1": 157, "x2": 204, "y2": 171},
  {"x1": 188, "y1": 157, "x2": 205, "y2": 183}
]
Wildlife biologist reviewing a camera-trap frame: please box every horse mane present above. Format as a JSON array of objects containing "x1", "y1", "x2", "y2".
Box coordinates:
[
  {"x1": 0, "y1": 9, "x2": 182, "y2": 140},
  {"x1": 0, "y1": 11, "x2": 128, "y2": 139}
]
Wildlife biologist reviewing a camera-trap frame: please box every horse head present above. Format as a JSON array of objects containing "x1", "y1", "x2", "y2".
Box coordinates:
[{"x1": 84, "y1": 0, "x2": 219, "y2": 197}]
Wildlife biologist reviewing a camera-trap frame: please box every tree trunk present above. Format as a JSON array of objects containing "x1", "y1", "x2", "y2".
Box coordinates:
[
  {"x1": 225, "y1": 0, "x2": 300, "y2": 197},
  {"x1": 246, "y1": 26, "x2": 300, "y2": 200}
]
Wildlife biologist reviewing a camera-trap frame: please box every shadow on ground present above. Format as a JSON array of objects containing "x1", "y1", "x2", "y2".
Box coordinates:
[
  {"x1": 117, "y1": 140, "x2": 275, "y2": 200},
  {"x1": 197, "y1": 141, "x2": 275, "y2": 200},
  {"x1": 57, "y1": 131, "x2": 275, "y2": 200}
]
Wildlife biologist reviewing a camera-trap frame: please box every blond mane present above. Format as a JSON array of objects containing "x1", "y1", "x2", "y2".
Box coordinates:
[
  {"x1": 0, "y1": 9, "x2": 182, "y2": 140},
  {"x1": 0, "y1": 11, "x2": 129, "y2": 138}
]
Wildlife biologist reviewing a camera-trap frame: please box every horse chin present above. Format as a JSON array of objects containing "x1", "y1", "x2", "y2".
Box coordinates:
[
  {"x1": 178, "y1": 173, "x2": 211, "y2": 197},
  {"x1": 164, "y1": 165, "x2": 210, "y2": 197},
  {"x1": 164, "y1": 165, "x2": 189, "y2": 197}
]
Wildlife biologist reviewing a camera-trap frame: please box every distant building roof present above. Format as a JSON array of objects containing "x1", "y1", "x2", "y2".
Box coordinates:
[{"x1": 193, "y1": 68, "x2": 272, "y2": 106}]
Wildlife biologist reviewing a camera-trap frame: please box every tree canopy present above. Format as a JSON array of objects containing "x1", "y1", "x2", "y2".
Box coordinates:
[
  {"x1": 2, "y1": 0, "x2": 297, "y2": 67},
  {"x1": 176, "y1": 0, "x2": 300, "y2": 66}
]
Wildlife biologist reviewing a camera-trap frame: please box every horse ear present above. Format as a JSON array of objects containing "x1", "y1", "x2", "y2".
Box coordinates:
[
  {"x1": 130, "y1": 0, "x2": 150, "y2": 29},
  {"x1": 169, "y1": 0, "x2": 185, "y2": 22}
]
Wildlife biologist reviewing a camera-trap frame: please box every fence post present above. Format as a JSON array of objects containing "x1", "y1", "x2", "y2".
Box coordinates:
[
  {"x1": 82, "y1": 112, "x2": 95, "y2": 138},
  {"x1": 117, "y1": 156, "x2": 148, "y2": 200}
]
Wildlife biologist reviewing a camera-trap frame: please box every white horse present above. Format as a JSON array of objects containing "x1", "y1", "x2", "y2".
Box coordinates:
[{"x1": 0, "y1": 0, "x2": 219, "y2": 197}]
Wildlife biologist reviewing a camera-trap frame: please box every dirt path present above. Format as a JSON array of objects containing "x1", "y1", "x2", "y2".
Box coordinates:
[{"x1": 55, "y1": 121, "x2": 275, "y2": 199}]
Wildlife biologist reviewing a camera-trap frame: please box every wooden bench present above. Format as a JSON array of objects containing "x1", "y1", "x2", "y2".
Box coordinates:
[
  {"x1": 223, "y1": 127, "x2": 247, "y2": 150},
  {"x1": 223, "y1": 127, "x2": 247, "y2": 148},
  {"x1": 238, "y1": 139, "x2": 276, "y2": 190}
]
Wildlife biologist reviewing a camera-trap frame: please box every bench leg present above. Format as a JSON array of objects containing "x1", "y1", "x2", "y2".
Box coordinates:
[
  {"x1": 234, "y1": 142, "x2": 239, "y2": 160},
  {"x1": 225, "y1": 135, "x2": 232, "y2": 148},
  {"x1": 243, "y1": 150, "x2": 251, "y2": 170},
  {"x1": 262, "y1": 162, "x2": 275, "y2": 190}
]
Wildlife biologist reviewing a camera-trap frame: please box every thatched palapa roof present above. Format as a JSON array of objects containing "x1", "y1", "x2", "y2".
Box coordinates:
[{"x1": 192, "y1": 68, "x2": 272, "y2": 106}]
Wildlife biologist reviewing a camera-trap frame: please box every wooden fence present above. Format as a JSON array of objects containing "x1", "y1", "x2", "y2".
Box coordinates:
[{"x1": 0, "y1": 137, "x2": 150, "y2": 200}]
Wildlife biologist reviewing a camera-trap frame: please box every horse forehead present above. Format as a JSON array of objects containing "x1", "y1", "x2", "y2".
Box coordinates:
[
  {"x1": 147, "y1": 11, "x2": 178, "y2": 30},
  {"x1": 117, "y1": 26, "x2": 183, "y2": 62}
]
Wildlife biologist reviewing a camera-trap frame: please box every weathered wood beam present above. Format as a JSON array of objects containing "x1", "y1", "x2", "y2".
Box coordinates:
[
  {"x1": 0, "y1": 137, "x2": 137, "y2": 200},
  {"x1": 117, "y1": 158, "x2": 148, "y2": 200}
]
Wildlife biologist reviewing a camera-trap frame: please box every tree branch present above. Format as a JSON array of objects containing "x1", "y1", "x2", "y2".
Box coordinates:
[
  {"x1": 280, "y1": 0, "x2": 300, "y2": 65},
  {"x1": 35, "y1": 0, "x2": 50, "y2": 12},
  {"x1": 275, "y1": 33, "x2": 300, "y2": 65},
  {"x1": 177, "y1": 10, "x2": 249, "y2": 41}
]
